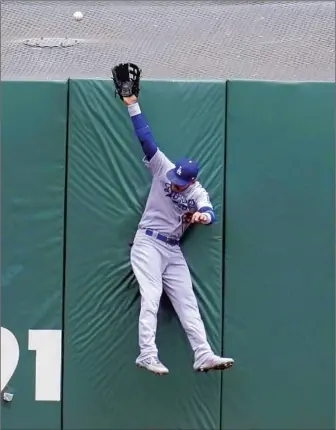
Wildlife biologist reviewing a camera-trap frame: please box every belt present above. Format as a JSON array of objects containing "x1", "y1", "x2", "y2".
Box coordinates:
[{"x1": 145, "y1": 229, "x2": 179, "y2": 246}]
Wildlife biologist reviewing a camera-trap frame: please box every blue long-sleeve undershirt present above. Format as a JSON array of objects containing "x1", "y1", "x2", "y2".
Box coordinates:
[
  {"x1": 199, "y1": 206, "x2": 215, "y2": 224},
  {"x1": 130, "y1": 112, "x2": 158, "y2": 161}
]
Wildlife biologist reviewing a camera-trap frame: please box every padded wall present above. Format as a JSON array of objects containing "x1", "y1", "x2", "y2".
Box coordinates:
[
  {"x1": 2, "y1": 78, "x2": 334, "y2": 430},
  {"x1": 1, "y1": 81, "x2": 68, "y2": 429},
  {"x1": 63, "y1": 79, "x2": 226, "y2": 430},
  {"x1": 221, "y1": 81, "x2": 335, "y2": 430}
]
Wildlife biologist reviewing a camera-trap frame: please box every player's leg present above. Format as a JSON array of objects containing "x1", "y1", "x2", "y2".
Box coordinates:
[
  {"x1": 162, "y1": 254, "x2": 213, "y2": 363},
  {"x1": 163, "y1": 250, "x2": 234, "y2": 372},
  {"x1": 130, "y1": 234, "x2": 169, "y2": 375}
]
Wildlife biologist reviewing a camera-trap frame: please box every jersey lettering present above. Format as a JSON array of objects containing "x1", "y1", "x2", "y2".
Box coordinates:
[{"x1": 164, "y1": 183, "x2": 197, "y2": 211}]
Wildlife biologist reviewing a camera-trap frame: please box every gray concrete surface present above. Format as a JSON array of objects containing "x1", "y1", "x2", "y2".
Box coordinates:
[{"x1": 1, "y1": 0, "x2": 335, "y2": 81}]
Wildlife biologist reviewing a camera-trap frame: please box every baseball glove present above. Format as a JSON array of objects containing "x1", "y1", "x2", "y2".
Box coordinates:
[{"x1": 111, "y1": 62, "x2": 142, "y2": 100}]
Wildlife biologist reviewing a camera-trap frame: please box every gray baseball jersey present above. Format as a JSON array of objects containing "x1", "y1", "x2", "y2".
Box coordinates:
[{"x1": 138, "y1": 149, "x2": 214, "y2": 240}]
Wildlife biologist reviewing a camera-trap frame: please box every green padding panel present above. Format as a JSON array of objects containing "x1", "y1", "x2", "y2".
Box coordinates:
[
  {"x1": 1, "y1": 81, "x2": 67, "y2": 429},
  {"x1": 222, "y1": 81, "x2": 335, "y2": 430},
  {"x1": 64, "y1": 79, "x2": 226, "y2": 430}
]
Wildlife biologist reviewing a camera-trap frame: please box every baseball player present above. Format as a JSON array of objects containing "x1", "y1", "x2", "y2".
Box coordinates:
[{"x1": 112, "y1": 63, "x2": 234, "y2": 375}]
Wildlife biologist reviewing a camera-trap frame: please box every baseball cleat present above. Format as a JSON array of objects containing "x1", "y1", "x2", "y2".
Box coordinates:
[
  {"x1": 194, "y1": 355, "x2": 234, "y2": 372},
  {"x1": 136, "y1": 357, "x2": 169, "y2": 375}
]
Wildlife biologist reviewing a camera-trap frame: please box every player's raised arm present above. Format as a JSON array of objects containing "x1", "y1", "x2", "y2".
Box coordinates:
[
  {"x1": 111, "y1": 63, "x2": 158, "y2": 162},
  {"x1": 123, "y1": 95, "x2": 158, "y2": 161}
]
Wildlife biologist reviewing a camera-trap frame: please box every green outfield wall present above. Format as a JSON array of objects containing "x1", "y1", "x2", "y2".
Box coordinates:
[{"x1": 1, "y1": 79, "x2": 334, "y2": 430}]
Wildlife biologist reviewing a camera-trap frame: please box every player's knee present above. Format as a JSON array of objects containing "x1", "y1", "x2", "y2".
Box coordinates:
[{"x1": 141, "y1": 295, "x2": 161, "y2": 313}]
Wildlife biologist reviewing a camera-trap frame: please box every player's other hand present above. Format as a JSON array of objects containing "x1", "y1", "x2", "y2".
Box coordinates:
[
  {"x1": 123, "y1": 95, "x2": 138, "y2": 105},
  {"x1": 191, "y1": 212, "x2": 208, "y2": 224}
]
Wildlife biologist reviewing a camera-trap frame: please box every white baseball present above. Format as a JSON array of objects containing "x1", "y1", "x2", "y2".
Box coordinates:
[{"x1": 73, "y1": 11, "x2": 83, "y2": 21}]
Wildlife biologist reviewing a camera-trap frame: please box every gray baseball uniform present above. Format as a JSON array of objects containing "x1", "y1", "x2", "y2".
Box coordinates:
[{"x1": 127, "y1": 102, "x2": 216, "y2": 364}]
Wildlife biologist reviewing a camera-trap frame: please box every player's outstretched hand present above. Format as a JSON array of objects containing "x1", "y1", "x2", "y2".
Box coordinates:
[
  {"x1": 123, "y1": 95, "x2": 138, "y2": 106},
  {"x1": 191, "y1": 212, "x2": 209, "y2": 224}
]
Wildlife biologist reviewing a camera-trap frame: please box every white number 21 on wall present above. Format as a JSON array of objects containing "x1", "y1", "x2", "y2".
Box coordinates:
[{"x1": 1, "y1": 327, "x2": 62, "y2": 401}]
